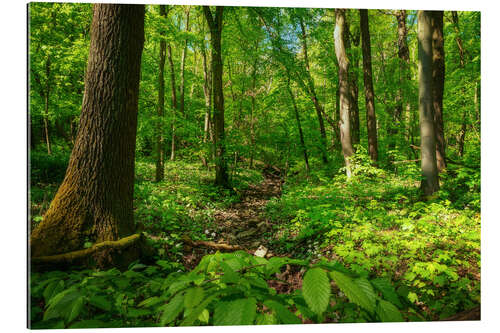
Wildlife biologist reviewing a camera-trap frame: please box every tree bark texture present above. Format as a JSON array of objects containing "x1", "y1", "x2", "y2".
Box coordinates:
[
  {"x1": 346, "y1": 21, "x2": 360, "y2": 146},
  {"x1": 155, "y1": 5, "x2": 166, "y2": 182},
  {"x1": 418, "y1": 10, "x2": 440, "y2": 196},
  {"x1": 359, "y1": 9, "x2": 378, "y2": 163},
  {"x1": 287, "y1": 75, "x2": 310, "y2": 174},
  {"x1": 30, "y1": 4, "x2": 145, "y2": 257},
  {"x1": 431, "y1": 11, "x2": 446, "y2": 172},
  {"x1": 334, "y1": 9, "x2": 354, "y2": 177},
  {"x1": 204, "y1": 6, "x2": 229, "y2": 187}
]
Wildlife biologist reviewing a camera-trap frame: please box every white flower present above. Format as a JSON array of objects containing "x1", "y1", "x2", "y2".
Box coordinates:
[
  {"x1": 211, "y1": 232, "x2": 216, "y2": 237},
  {"x1": 205, "y1": 229, "x2": 210, "y2": 234}
]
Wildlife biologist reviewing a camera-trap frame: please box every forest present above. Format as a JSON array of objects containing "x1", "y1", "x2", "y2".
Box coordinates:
[{"x1": 28, "y1": 2, "x2": 481, "y2": 328}]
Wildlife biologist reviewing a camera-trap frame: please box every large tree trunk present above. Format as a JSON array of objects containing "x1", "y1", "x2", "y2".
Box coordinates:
[
  {"x1": 30, "y1": 4, "x2": 145, "y2": 258},
  {"x1": 431, "y1": 11, "x2": 446, "y2": 172},
  {"x1": 249, "y1": 58, "x2": 258, "y2": 168},
  {"x1": 359, "y1": 9, "x2": 378, "y2": 163},
  {"x1": 204, "y1": 6, "x2": 229, "y2": 187},
  {"x1": 334, "y1": 9, "x2": 354, "y2": 178},
  {"x1": 418, "y1": 10, "x2": 439, "y2": 196},
  {"x1": 155, "y1": 5, "x2": 166, "y2": 182},
  {"x1": 299, "y1": 17, "x2": 328, "y2": 164}
]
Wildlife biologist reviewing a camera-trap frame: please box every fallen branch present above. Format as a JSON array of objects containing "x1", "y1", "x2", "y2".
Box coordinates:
[
  {"x1": 441, "y1": 306, "x2": 480, "y2": 321},
  {"x1": 183, "y1": 236, "x2": 243, "y2": 251}
]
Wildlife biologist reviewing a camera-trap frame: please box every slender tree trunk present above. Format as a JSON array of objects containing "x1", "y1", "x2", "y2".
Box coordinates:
[
  {"x1": 299, "y1": 17, "x2": 328, "y2": 164},
  {"x1": 391, "y1": 10, "x2": 411, "y2": 159},
  {"x1": 451, "y1": 11, "x2": 469, "y2": 157},
  {"x1": 167, "y1": 42, "x2": 177, "y2": 160},
  {"x1": 335, "y1": 9, "x2": 354, "y2": 178},
  {"x1": 287, "y1": 75, "x2": 310, "y2": 173},
  {"x1": 43, "y1": 56, "x2": 52, "y2": 155},
  {"x1": 179, "y1": 7, "x2": 191, "y2": 116},
  {"x1": 200, "y1": 35, "x2": 213, "y2": 167},
  {"x1": 418, "y1": 10, "x2": 439, "y2": 196},
  {"x1": 155, "y1": 5, "x2": 166, "y2": 182},
  {"x1": 359, "y1": 9, "x2": 378, "y2": 163},
  {"x1": 30, "y1": 4, "x2": 145, "y2": 257},
  {"x1": 204, "y1": 6, "x2": 229, "y2": 187},
  {"x1": 346, "y1": 22, "x2": 360, "y2": 146},
  {"x1": 431, "y1": 11, "x2": 446, "y2": 172},
  {"x1": 249, "y1": 58, "x2": 258, "y2": 168}
]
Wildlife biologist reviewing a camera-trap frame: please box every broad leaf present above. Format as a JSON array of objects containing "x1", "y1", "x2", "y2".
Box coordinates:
[
  {"x1": 302, "y1": 268, "x2": 331, "y2": 315},
  {"x1": 159, "y1": 293, "x2": 185, "y2": 326},
  {"x1": 330, "y1": 271, "x2": 376, "y2": 313},
  {"x1": 376, "y1": 299, "x2": 404, "y2": 322},
  {"x1": 213, "y1": 298, "x2": 257, "y2": 326},
  {"x1": 263, "y1": 300, "x2": 301, "y2": 324}
]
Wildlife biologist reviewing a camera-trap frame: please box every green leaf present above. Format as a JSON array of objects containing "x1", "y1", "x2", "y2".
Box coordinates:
[
  {"x1": 263, "y1": 300, "x2": 301, "y2": 324},
  {"x1": 43, "y1": 280, "x2": 64, "y2": 304},
  {"x1": 329, "y1": 271, "x2": 375, "y2": 313},
  {"x1": 138, "y1": 296, "x2": 163, "y2": 308},
  {"x1": 256, "y1": 313, "x2": 278, "y2": 325},
  {"x1": 213, "y1": 298, "x2": 257, "y2": 326},
  {"x1": 127, "y1": 308, "x2": 152, "y2": 318},
  {"x1": 43, "y1": 289, "x2": 82, "y2": 322},
  {"x1": 184, "y1": 287, "x2": 205, "y2": 308},
  {"x1": 88, "y1": 295, "x2": 112, "y2": 311},
  {"x1": 354, "y1": 278, "x2": 377, "y2": 310},
  {"x1": 197, "y1": 309, "x2": 210, "y2": 323},
  {"x1": 376, "y1": 300, "x2": 404, "y2": 322},
  {"x1": 302, "y1": 268, "x2": 331, "y2": 315},
  {"x1": 66, "y1": 296, "x2": 84, "y2": 323},
  {"x1": 69, "y1": 319, "x2": 107, "y2": 329},
  {"x1": 159, "y1": 293, "x2": 185, "y2": 326},
  {"x1": 371, "y1": 278, "x2": 403, "y2": 308},
  {"x1": 220, "y1": 261, "x2": 239, "y2": 284}
]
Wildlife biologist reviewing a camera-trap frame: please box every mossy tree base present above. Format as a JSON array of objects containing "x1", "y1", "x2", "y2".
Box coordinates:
[{"x1": 31, "y1": 233, "x2": 155, "y2": 271}]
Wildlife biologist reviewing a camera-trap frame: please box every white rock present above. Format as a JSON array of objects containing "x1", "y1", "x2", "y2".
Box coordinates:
[{"x1": 254, "y1": 245, "x2": 268, "y2": 258}]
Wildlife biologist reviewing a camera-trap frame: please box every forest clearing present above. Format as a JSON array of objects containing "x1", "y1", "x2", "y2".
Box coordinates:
[{"x1": 28, "y1": 2, "x2": 481, "y2": 328}]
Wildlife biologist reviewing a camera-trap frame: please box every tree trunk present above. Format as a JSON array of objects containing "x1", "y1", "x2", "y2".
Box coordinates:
[
  {"x1": 346, "y1": 22, "x2": 360, "y2": 146},
  {"x1": 391, "y1": 10, "x2": 411, "y2": 159},
  {"x1": 431, "y1": 11, "x2": 446, "y2": 172},
  {"x1": 204, "y1": 6, "x2": 229, "y2": 188},
  {"x1": 299, "y1": 17, "x2": 328, "y2": 164},
  {"x1": 359, "y1": 9, "x2": 378, "y2": 163},
  {"x1": 335, "y1": 9, "x2": 354, "y2": 178},
  {"x1": 249, "y1": 58, "x2": 258, "y2": 168},
  {"x1": 167, "y1": 41, "x2": 178, "y2": 160},
  {"x1": 30, "y1": 4, "x2": 145, "y2": 258},
  {"x1": 179, "y1": 7, "x2": 191, "y2": 116},
  {"x1": 287, "y1": 75, "x2": 310, "y2": 174},
  {"x1": 43, "y1": 56, "x2": 52, "y2": 155},
  {"x1": 155, "y1": 5, "x2": 167, "y2": 182},
  {"x1": 200, "y1": 33, "x2": 213, "y2": 167},
  {"x1": 418, "y1": 10, "x2": 439, "y2": 196},
  {"x1": 451, "y1": 11, "x2": 469, "y2": 157}
]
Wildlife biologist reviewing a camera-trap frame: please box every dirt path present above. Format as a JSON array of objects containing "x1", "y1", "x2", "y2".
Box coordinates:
[
  {"x1": 182, "y1": 170, "x2": 283, "y2": 268},
  {"x1": 213, "y1": 171, "x2": 283, "y2": 249}
]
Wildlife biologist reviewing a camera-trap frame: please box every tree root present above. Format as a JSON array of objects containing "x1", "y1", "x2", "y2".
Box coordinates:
[{"x1": 31, "y1": 233, "x2": 154, "y2": 271}]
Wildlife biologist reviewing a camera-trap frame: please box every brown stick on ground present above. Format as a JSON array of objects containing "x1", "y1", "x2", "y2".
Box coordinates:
[
  {"x1": 441, "y1": 306, "x2": 480, "y2": 321},
  {"x1": 183, "y1": 236, "x2": 243, "y2": 251}
]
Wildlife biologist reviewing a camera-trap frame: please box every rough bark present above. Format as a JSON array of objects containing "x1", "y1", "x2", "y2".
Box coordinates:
[
  {"x1": 359, "y1": 9, "x2": 378, "y2": 163},
  {"x1": 418, "y1": 10, "x2": 440, "y2": 196},
  {"x1": 299, "y1": 17, "x2": 328, "y2": 164},
  {"x1": 200, "y1": 32, "x2": 213, "y2": 168},
  {"x1": 204, "y1": 6, "x2": 229, "y2": 188},
  {"x1": 30, "y1": 4, "x2": 145, "y2": 258},
  {"x1": 334, "y1": 9, "x2": 354, "y2": 178},
  {"x1": 155, "y1": 5, "x2": 166, "y2": 182},
  {"x1": 431, "y1": 11, "x2": 446, "y2": 172}
]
